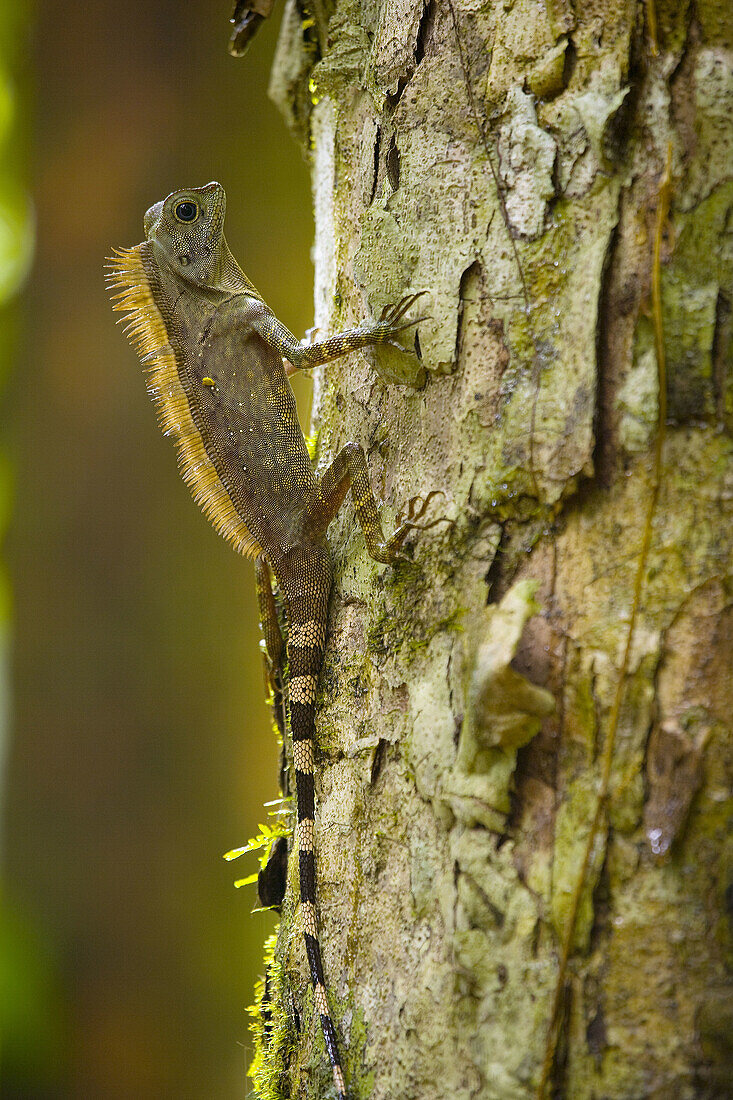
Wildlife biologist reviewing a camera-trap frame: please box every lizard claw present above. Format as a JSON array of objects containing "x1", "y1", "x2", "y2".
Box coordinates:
[
  {"x1": 395, "y1": 490, "x2": 449, "y2": 528},
  {"x1": 386, "y1": 291, "x2": 429, "y2": 324},
  {"x1": 373, "y1": 291, "x2": 431, "y2": 338},
  {"x1": 387, "y1": 490, "x2": 453, "y2": 563}
]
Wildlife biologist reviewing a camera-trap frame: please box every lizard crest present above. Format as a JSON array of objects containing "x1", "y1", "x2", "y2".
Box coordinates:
[{"x1": 105, "y1": 183, "x2": 261, "y2": 557}]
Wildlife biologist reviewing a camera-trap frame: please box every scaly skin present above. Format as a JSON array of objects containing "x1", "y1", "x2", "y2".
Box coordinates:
[{"x1": 106, "y1": 182, "x2": 438, "y2": 1099}]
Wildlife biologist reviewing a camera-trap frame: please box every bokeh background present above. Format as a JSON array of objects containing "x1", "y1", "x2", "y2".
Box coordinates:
[{"x1": 0, "y1": 3, "x2": 312, "y2": 1096}]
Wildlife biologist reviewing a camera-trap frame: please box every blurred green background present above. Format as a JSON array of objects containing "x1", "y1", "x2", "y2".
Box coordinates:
[{"x1": 0, "y1": 2, "x2": 312, "y2": 1096}]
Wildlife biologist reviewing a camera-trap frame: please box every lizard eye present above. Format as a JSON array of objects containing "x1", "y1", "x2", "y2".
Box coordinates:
[{"x1": 174, "y1": 200, "x2": 199, "y2": 223}]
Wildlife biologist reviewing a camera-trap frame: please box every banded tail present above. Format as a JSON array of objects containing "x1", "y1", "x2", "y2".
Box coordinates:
[{"x1": 286, "y1": 595, "x2": 347, "y2": 1100}]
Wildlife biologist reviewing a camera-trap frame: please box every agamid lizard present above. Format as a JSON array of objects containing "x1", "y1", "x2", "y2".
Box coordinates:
[{"x1": 106, "y1": 182, "x2": 441, "y2": 1099}]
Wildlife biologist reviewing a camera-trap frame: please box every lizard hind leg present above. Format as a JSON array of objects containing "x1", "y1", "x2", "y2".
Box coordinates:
[{"x1": 312, "y1": 442, "x2": 445, "y2": 564}]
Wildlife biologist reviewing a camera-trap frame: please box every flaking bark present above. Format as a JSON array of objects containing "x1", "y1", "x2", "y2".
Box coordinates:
[{"x1": 258, "y1": 2, "x2": 733, "y2": 1097}]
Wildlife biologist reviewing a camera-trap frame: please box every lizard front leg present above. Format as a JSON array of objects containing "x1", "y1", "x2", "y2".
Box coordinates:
[{"x1": 248, "y1": 293, "x2": 428, "y2": 371}]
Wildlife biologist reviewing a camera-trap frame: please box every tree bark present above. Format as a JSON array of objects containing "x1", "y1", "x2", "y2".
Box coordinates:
[{"x1": 251, "y1": 2, "x2": 733, "y2": 1098}]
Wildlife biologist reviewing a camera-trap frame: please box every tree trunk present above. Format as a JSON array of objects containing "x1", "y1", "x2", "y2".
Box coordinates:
[{"x1": 250, "y1": 2, "x2": 733, "y2": 1097}]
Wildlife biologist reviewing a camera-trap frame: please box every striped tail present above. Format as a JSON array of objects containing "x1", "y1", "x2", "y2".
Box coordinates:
[{"x1": 286, "y1": 604, "x2": 347, "y2": 1100}]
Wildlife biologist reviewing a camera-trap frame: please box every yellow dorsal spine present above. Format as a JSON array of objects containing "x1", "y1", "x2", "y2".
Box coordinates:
[{"x1": 105, "y1": 246, "x2": 260, "y2": 558}]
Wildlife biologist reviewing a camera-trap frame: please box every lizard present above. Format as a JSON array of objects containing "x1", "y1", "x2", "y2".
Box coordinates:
[{"x1": 106, "y1": 181, "x2": 441, "y2": 1100}]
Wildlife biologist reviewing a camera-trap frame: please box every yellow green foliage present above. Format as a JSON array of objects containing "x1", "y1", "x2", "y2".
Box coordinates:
[{"x1": 246, "y1": 931, "x2": 295, "y2": 1100}]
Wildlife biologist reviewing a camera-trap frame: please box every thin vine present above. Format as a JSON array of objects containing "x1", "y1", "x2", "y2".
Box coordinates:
[{"x1": 536, "y1": 143, "x2": 672, "y2": 1099}]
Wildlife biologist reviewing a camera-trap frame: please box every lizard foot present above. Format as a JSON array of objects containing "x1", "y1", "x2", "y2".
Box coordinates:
[
  {"x1": 370, "y1": 292, "x2": 430, "y2": 339},
  {"x1": 386, "y1": 491, "x2": 453, "y2": 563}
]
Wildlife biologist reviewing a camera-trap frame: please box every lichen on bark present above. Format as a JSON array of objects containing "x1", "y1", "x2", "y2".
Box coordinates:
[{"x1": 252, "y1": 2, "x2": 733, "y2": 1097}]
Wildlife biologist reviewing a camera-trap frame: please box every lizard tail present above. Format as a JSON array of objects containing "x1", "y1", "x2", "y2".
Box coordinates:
[{"x1": 286, "y1": 605, "x2": 347, "y2": 1100}]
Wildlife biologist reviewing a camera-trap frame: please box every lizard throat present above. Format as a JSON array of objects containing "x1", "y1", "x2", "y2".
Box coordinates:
[{"x1": 105, "y1": 243, "x2": 261, "y2": 558}]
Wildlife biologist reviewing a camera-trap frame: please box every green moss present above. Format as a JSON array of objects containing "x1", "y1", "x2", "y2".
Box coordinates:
[
  {"x1": 672, "y1": 182, "x2": 733, "y2": 286},
  {"x1": 247, "y1": 931, "x2": 296, "y2": 1100},
  {"x1": 368, "y1": 605, "x2": 464, "y2": 661},
  {"x1": 697, "y1": 0, "x2": 733, "y2": 43},
  {"x1": 292, "y1": 977, "x2": 370, "y2": 1100},
  {"x1": 307, "y1": 0, "x2": 370, "y2": 102},
  {"x1": 224, "y1": 815, "x2": 292, "y2": 891},
  {"x1": 367, "y1": 569, "x2": 465, "y2": 663},
  {"x1": 344, "y1": 1002, "x2": 375, "y2": 1099}
]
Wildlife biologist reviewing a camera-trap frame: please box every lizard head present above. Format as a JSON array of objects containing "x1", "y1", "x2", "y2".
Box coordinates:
[{"x1": 143, "y1": 181, "x2": 228, "y2": 288}]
